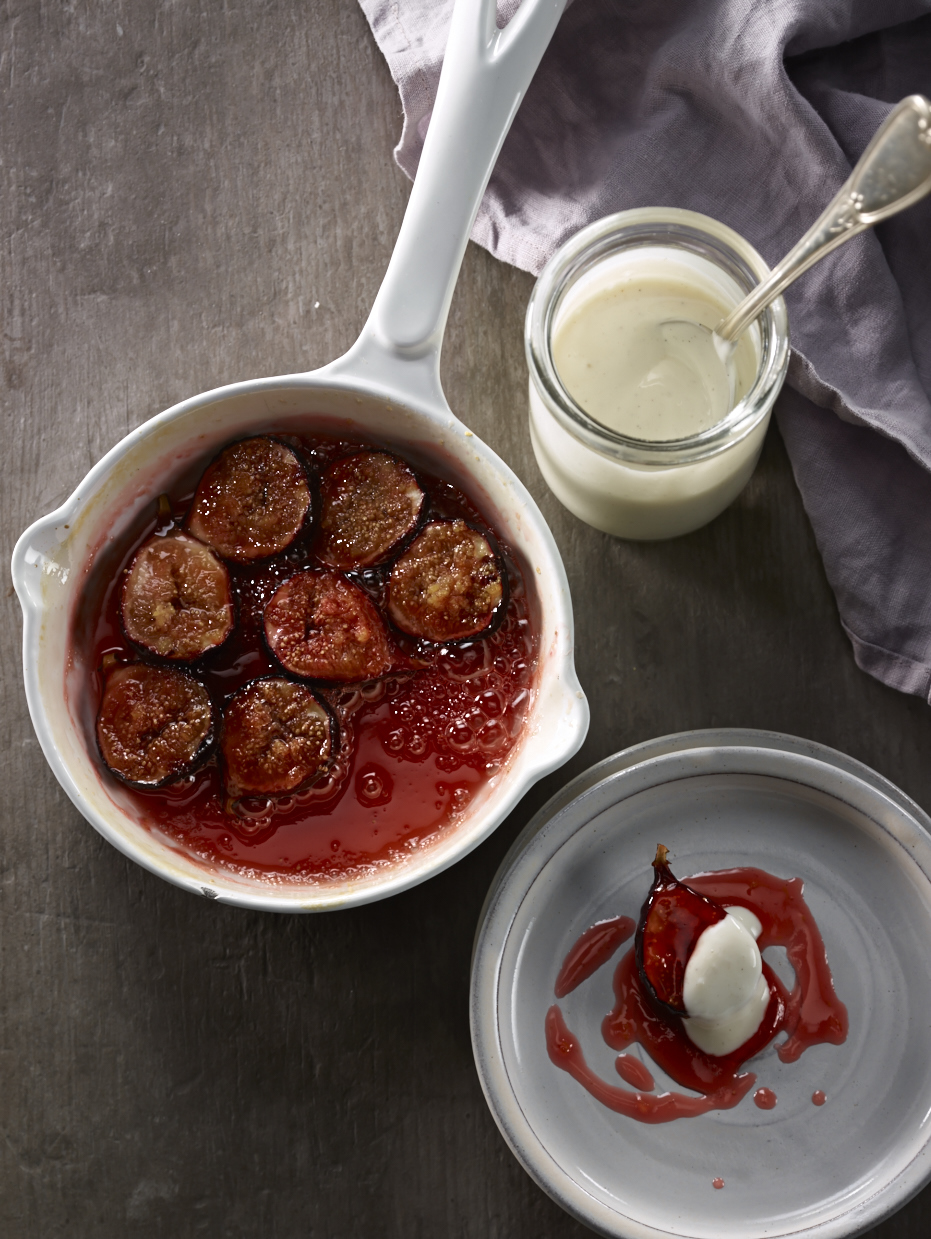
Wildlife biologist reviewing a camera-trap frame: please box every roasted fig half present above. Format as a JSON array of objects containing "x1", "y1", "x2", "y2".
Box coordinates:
[
  {"x1": 220, "y1": 677, "x2": 334, "y2": 797},
  {"x1": 635, "y1": 844, "x2": 727, "y2": 1017},
  {"x1": 386, "y1": 519, "x2": 505, "y2": 643},
  {"x1": 96, "y1": 663, "x2": 214, "y2": 787},
  {"x1": 121, "y1": 531, "x2": 234, "y2": 660},
  {"x1": 186, "y1": 437, "x2": 311, "y2": 562},
  {"x1": 264, "y1": 569, "x2": 392, "y2": 682},
  {"x1": 316, "y1": 450, "x2": 424, "y2": 570}
]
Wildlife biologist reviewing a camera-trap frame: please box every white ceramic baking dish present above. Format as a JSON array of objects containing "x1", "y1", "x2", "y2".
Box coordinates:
[{"x1": 11, "y1": 0, "x2": 587, "y2": 912}]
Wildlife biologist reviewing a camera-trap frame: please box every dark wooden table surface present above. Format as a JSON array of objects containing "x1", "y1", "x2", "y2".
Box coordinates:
[{"x1": 3, "y1": 2, "x2": 930, "y2": 1235}]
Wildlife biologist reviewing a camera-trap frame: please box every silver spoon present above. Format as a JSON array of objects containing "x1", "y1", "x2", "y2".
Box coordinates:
[{"x1": 664, "y1": 94, "x2": 931, "y2": 402}]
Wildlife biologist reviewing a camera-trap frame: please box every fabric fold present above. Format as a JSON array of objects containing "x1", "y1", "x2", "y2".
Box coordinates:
[{"x1": 359, "y1": 0, "x2": 931, "y2": 702}]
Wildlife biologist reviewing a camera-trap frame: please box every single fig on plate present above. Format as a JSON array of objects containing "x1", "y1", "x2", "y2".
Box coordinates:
[{"x1": 635, "y1": 844, "x2": 727, "y2": 1017}]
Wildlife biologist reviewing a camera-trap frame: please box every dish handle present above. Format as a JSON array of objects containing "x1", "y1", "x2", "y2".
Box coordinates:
[
  {"x1": 11, "y1": 505, "x2": 73, "y2": 614},
  {"x1": 329, "y1": 0, "x2": 567, "y2": 402}
]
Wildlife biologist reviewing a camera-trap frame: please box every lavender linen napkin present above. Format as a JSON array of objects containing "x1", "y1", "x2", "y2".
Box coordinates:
[{"x1": 359, "y1": 0, "x2": 931, "y2": 702}]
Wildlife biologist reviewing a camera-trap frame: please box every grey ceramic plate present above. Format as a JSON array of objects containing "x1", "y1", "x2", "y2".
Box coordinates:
[{"x1": 470, "y1": 730, "x2": 931, "y2": 1239}]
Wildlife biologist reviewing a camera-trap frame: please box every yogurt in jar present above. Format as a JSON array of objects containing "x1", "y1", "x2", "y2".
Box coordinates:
[
  {"x1": 526, "y1": 209, "x2": 789, "y2": 541},
  {"x1": 551, "y1": 263, "x2": 756, "y2": 441}
]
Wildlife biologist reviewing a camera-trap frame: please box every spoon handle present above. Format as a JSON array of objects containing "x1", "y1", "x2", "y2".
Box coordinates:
[{"x1": 717, "y1": 95, "x2": 931, "y2": 342}]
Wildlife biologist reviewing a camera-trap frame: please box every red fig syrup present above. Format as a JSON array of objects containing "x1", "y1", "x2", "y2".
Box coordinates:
[
  {"x1": 554, "y1": 916, "x2": 635, "y2": 999},
  {"x1": 614, "y1": 1054, "x2": 655, "y2": 1091},
  {"x1": 687, "y1": 868, "x2": 848, "y2": 1062},
  {"x1": 79, "y1": 435, "x2": 537, "y2": 882},
  {"x1": 545, "y1": 866, "x2": 848, "y2": 1124},
  {"x1": 753, "y1": 1087, "x2": 777, "y2": 1110}
]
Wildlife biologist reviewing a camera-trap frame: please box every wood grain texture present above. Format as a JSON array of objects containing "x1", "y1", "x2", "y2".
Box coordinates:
[{"x1": 1, "y1": 1, "x2": 929, "y2": 1234}]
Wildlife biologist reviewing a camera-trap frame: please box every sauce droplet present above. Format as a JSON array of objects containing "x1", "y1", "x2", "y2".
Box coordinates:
[
  {"x1": 812, "y1": 1089, "x2": 827, "y2": 1106},
  {"x1": 712, "y1": 1178, "x2": 724, "y2": 1190},
  {"x1": 554, "y1": 915, "x2": 635, "y2": 998},
  {"x1": 753, "y1": 1087, "x2": 777, "y2": 1110},
  {"x1": 615, "y1": 1054, "x2": 655, "y2": 1091},
  {"x1": 355, "y1": 763, "x2": 393, "y2": 807}
]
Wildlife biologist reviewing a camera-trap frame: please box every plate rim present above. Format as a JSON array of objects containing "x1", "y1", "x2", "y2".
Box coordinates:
[{"x1": 469, "y1": 728, "x2": 931, "y2": 1239}]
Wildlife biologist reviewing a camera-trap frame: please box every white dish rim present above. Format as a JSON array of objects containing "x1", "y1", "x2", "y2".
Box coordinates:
[{"x1": 470, "y1": 728, "x2": 931, "y2": 1239}]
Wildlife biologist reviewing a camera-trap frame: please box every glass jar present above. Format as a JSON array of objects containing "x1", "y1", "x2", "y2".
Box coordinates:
[{"x1": 525, "y1": 208, "x2": 790, "y2": 541}]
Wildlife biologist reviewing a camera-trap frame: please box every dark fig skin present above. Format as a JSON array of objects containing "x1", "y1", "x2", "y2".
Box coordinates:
[
  {"x1": 316, "y1": 450, "x2": 425, "y2": 570},
  {"x1": 96, "y1": 662, "x2": 215, "y2": 788},
  {"x1": 635, "y1": 844, "x2": 727, "y2": 1017},
  {"x1": 120, "y1": 530, "x2": 234, "y2": 661},
  {"x1": 219, "y1": 676, "x2": 335, "y2": 798},
  {"x1": 264, "y1": 569, "x2": 393, "y2": 683},
  {"x1": 386, "y1": 519, "x2": 506, "y2": 643},
  {"x1": 186, "y1": 436, "x2": 312, "y2": 563}
]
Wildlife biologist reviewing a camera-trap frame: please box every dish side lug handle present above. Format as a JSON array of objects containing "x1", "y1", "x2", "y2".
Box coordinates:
[
  {"x1": 11, "y1": 510, "x2": 72, "y2": 613},
  {"x1": 347, "y1": 0, "x2": 567, "y2": 389}
]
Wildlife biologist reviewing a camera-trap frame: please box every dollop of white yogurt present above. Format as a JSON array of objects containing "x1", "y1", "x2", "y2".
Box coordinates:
[
  {"x1": 551, "y1": 268, "x2": 757, "y2": 441},
  {"x1": 682, "y1": 906, "x2": 770, "y2": 1057}
]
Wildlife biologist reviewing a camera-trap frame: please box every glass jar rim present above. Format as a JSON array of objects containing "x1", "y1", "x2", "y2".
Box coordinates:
[{"x1": 525, "y1": 208, "x2": 790, "y2": 467}]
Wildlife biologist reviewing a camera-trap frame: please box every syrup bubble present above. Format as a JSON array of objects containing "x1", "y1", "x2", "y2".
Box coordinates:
[
  {"x1": 407, "y1": 734, "x2": 427, "y2": 759},
  {"x1": 447, "y1": 720, "x2": 474, "y2": 751},
  {"x1": 355, "y1": 764, "x2": 393, "y2": 807},
  {"x1": 478, "y1": 720, "x2": 507, "y2": 751},
  {"x1": 383, "y1": 728, "x2": 406, "y2": 755},
  {"x1": 478, "y1": 689, "x2": 504, "y2": 718}
]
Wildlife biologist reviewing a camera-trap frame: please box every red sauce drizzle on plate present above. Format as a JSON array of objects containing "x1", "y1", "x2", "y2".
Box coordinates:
[
  {"x1": 78, "y1": 435, "x2": 537, "y2": 882},
  {"x1": 544, "y1": 1005, "x2": 756, "y2": 1124},
  {"x1": 753, "y1": 1087, "x2": 777, "y2": 1110},
  {"x1": 812, "y1": 1089, "x2": 827, "y2": 1106},
  {"x1": 686, "y1": 867, "x2": 848, "y2": 1062},
  {"x1": 545, "y1": 865, "x2": 848, "y2": 1123},
  {"x1": 554, "y1": 916, "x2": 635, "y2": 998},
  {"x1": 614, "y1": 1054, "x2": 655, "y2": 1091},
  {"x1": 712, "y1": 1178, "x2": 724, "y2": 1190}
]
